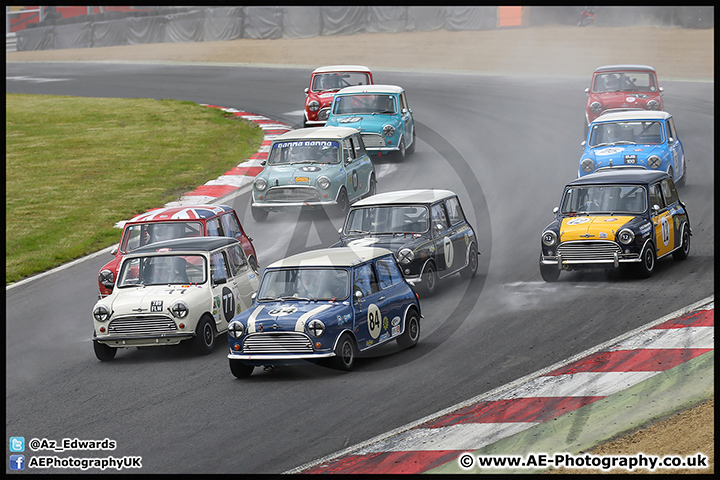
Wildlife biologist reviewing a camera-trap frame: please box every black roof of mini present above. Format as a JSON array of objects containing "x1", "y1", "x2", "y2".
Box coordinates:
[
  {"x1": 567, "y1": 169, "x2": 670, "y2": 187},
  {"x1": 129, "y1": 236, "x2": 240, "y2": 255}
]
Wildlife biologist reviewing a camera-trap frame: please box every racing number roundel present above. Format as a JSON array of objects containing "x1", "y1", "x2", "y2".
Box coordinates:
[
  {"x1": 221, "y1": 286, "x2": 235, "y2": 323},
  {"x1": 660, "y1": 216, "x2": 670, "y2": 247},
  {"x1": 367, "y1": 303, "x2": 381, "y2": 339},
  {"x1": 443, "y1": 236, "x2": 454, "y2": 269}
]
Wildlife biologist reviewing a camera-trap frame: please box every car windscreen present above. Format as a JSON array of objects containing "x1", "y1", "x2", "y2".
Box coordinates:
[
  {"x1": 592, "y1": 72, "x2": 657, "y2": 93},
  {"x1": 589, "y1": 121, "x2": 664, "y2": 147},
  {"x1": 122, "y1": 221, "x2": 204, "y2": 253},
  {"x1": 117, "y1": 254, "x2": 206, "y2": 287},
  {"x1": 311, "y1": 72, "x2": 370, "y2": 92},
  {"x1": 344, "y1": 205, "x2": 429, "y2": 234},
  {"x1": 332, "y1": 94, "x2": 397, "y2": 115},
  {"x1": 560, "y1": 185, "x2": 648, "y2": 215},
  {"x1": 268, "y1": 140, "x2": 341, "y2": 166},
  {"x1": 257, "y1": 268, "x2": 350, "y2": 301}
]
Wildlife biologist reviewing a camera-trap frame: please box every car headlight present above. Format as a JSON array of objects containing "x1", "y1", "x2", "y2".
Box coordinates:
[
  {"x1": 581, "y1": 158, "x2": 595, "y2": 173},
  {"x1": 397, "y1": 248, "x2": 414, "y2": 264},
  {"x1": 617, "y1": 228, "x2": 635, "y2": 245},
  {"x1": 382, "y1": 124, "x2": 395, "y2": 137},
  {"x1": 254, "y1": 177, "x2": 267, "y2": 191},
  {"x1": 99, "y1": 269, "x2": 114, "y2": 288},
  {"x1": 228, "y1": 321, "x2": 245, "y2": 339},
  {"x1": 93, "y1": 305, "x2": 110, "y2": 322},
  {"x1": 170, "y1": 301, "x2": 189, "y2": 319},
  {"x1": 647, "y1": 99, "x2": 659, "y2": 110},
  {"x1": 590, "y1": 101, "x2": 602, "y2": 113},
  {"x1": 317, "y1": 176, "x2": 331, "y2": 190},
  {"x1": 307, "y1": 319, "x2": 325, "y2": 337},
  {"x1": 647, "y1": 155, "x2": 662, "y2": 169},
  {"x1": 308, "y1": 100, "x2": 320, "y2": 112},
  {"x1": 542, "y1": 230, "x2": 558, "y2": 247}
]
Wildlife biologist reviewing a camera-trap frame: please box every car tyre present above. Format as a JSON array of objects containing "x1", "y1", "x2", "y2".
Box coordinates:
[
  {"x1": 191, "y1": 316, "x2": 216, "y2": 355},
  {"x1": 248, "y1": 255, "x2": 259, "y2": 273},
  {"x1": 635, "y1": 243, "x2": 656, "y2": 278},
  {"x1": 406, "y1": 129, "x2": 416, "y2": 155},
  {"x1": 334, "y1": 187, "x2": 349, "y2": 216},
  {"x1": 329, "y1": 333, "x2": 356, "y2": 371},
  {"x1": 676, "y1": 158, "x2": 687, "y2": 187},
  {"x1": 366, "y1": 173, "x2": 376, "y2": 198},
  {"x1": 460, "y1": 243, "x2": 478, "y2": 280},
  {"x1": 93, "y1": 340, "x2": 117, "y2": 361},
  {"x1": 251, "y1": 206, "x2": 268, "y2": 223},
  {"x1": 539, "y1": 255, "x2": 561, "y2": 282},
  {"x1": 397, "y1": 309, "x2": 420, "y2": 350},
  {"x1": 396, "y1": 137, "x2": 406, "y2": 162},
  {"x1": 229, "y1": 359, "x2": 255, "y2": 379},
  {"x1": 418, "y1": 262, "x2": 437, "y2": 297},
  {"x1": 672, "y1": 226, "x2": 691, "y2": 261}
]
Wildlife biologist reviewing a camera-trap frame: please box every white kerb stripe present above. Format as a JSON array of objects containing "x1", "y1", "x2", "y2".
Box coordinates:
[{"x1": 610, "y1": 326, "x2": 714, "y2": 350}]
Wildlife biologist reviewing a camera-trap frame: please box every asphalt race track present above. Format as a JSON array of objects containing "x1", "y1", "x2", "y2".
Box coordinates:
[{"x1": 5, "y1": 61, "x2": 714, "y2": 474}]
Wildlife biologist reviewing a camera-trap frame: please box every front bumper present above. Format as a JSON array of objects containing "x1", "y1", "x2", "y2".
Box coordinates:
[{"x1": 93, "y1": 333, "x2": 193, "y2": 347}]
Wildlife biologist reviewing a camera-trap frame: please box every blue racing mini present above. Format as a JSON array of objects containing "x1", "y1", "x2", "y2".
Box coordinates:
[
  {"x1": 227, "y1": 246, "x2": 422, "y2": 378},
  {"x1": 325, "y1": 84, "x2": 416, "y2": 160},
  {"x1": 579, "y1": 110, "x2": 686, "y2": 187}
]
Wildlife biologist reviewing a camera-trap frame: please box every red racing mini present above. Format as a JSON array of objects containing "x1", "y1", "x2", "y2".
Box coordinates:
[
  {"x1": 303, "y1": 65, "x2": 373, "y2": 127},
  {"x1": 584, "y1": 64, "x2": 664, "y2": 127},
  {"x1": 97, "y1": 205, "x2": 257, "y2": 298}
]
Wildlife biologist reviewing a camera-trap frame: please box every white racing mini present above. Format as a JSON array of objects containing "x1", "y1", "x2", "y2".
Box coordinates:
[{"x1": 91, "y1": 237, "x2": 259, "y2": 361}]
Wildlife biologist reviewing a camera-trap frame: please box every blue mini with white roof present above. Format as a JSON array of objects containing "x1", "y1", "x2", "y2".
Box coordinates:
[
  {"x1": 227, "y1": 246, "x2": 422, "y2": 377},
  {"x1": 324, "y1": 84, "x2": 416, "y2": 160},
  {"x1": 579, "y1": 110, "x2": 686, "y2": 187}
]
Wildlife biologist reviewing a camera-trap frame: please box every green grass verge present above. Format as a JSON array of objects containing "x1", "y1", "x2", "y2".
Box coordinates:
[{"x1": 6, "y1": 93, "x2": 264, "y2": 284}]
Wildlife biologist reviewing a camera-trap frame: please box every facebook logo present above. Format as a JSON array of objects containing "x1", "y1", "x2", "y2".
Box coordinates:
[
  {"x1": 9, "y1": 454, "x2": 25, "y2": 470},
  {"x1": 10, "y1": 437, "x2": 25, "y2": 452}
]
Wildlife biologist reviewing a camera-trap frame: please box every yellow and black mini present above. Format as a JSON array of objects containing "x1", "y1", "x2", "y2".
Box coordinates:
[{"x1": 539, "y1": 169, "x2": 691, "y2": 281}]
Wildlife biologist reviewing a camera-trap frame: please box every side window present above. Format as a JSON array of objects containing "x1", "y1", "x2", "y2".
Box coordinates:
[
  {"x1": 376, "y1": 257, "x2": 403, "y2": 289},
  {"x1": 660, "y1": 179, "x2": 678, "y2": 206},
  {"x1": 430, "y1": 203, "x2": 449, "y2": 233},
  {"x1": 353, "y1": 263, "x2": 379, "y2": 297},
  {"x1": 666, "y1": 118, "x2": 678, "y2": 142},
  {"x1": 206, "y1": 218, "x2": 222, "y2": 236},
  {"x1": 220, "y1": 213, "x2": 242, "y2": 239},
  {"x1": 445, "y1": 197, "x2": 466, "y2": 226},
  {"x1": 343, "y1": 137, "x2": 355, "y2": 162},
  {"x1": 210, "y1": 252, "x2": 229, "y2": 282},
  {"x1": 353, "y1": 133, "x2": 366, "y2": 158},
  {"x1": 649, "y1": 183, "x2": 665, "y2": 212},
  {"x1": 225, "y1": 244, "x2": 247, "y2": 277}
]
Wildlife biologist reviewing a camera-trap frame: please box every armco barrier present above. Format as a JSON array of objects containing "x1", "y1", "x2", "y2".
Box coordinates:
[{"x1": 11, "y1": 6, "x2": 713, "y2": 52}]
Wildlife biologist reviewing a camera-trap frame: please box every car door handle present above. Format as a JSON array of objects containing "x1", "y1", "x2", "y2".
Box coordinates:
[{"x1": 379, "y1": 296, "x2": 386, "y2": 301}]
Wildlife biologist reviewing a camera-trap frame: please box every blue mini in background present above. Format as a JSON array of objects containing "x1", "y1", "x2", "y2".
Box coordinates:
[
  {"x1": 579, "y1": 111, "x2": 686, "y2": 187},
  {"x1": 325, "y1": 84, "x2": 416, "y2": 160}
]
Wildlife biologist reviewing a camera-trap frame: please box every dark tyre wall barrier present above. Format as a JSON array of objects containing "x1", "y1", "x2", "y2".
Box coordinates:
[{"x1": 15, "y1": 6, "x2": 714, "y2": 52}]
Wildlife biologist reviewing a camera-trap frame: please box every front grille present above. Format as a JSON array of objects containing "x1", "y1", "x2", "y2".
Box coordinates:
[
  {"x1": 243, "y1": 332, "x2": 314, "y2": 354},
  {"x1": 558, "y1": 240, "x2": 621, "y2": 262},
  {"x1": 108, "y1": 315, "x2": 177, "y2": 335},
  {"x1": 265, "y1": 186, "x2": 320, "y2": 203},
  {"x1": 361, "y1": 133, "x2": 386, "y2": 148}
]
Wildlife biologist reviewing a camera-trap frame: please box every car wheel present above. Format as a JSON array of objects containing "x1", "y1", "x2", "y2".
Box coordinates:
[
  {"x1": 676, "y1": 158, "x2": 687, "y2": 187},
  {"x1": 396, "y1": 137, "x2": 406, "y2": 161},
  {"x1": 418, "y1": 262, "x2": 437, "y2": 297},
  {"x1": 460, "y1": 242, "x2": 478, "y2": 279},
  {"x1": 93, "y1": 340, "x2": 117, "y2": 361},
  {"x1": 672, "y1": 226, "x2": 691, "y2": 261},
  {"x1": 191, "y1": 316, "x2": 216, "y2": 355},
  {"x1": 397, "y1": 309, "x2": 420, "y2": 350},
  {"x1": 539, "y1": 255, "x2": 561, "y2": 282},
  {"x1": 406, "y1": 129, "x2": 416, "y2": 155},
  {"x1": 229, "y1": 359, "x2": 255, "y2": 378},
  {"x1": 330, "y1": 333, "x2": 356, "y2": 371},
  {"x1": 251, "y1": 206, "x2": 268, "y2": 223},
  {"x1": 635, "y1": 243, "x2": 656, "y2": 279},
  {"x1": 366, "y1": 174, "x2": 376, "y2": 198},
  {"x1": 248, "y1": 255, "x2": 259, "y2": 273},
  {"x1": 334, "y1": 187, "x2": 349, "y2": 216}
]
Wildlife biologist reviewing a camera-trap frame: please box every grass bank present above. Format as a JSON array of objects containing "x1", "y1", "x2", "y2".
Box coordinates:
[{"x1": 5, "y1": 93, "x2": 263, "y2": 284}]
